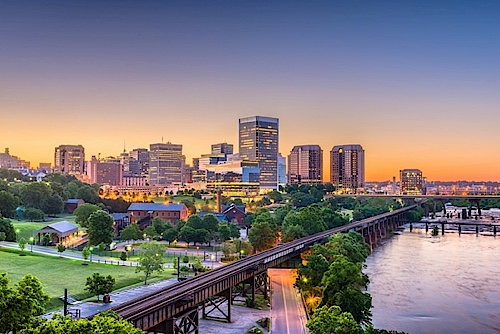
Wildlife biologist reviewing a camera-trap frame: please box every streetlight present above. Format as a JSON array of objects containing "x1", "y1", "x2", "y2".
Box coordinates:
[
  {"x1": 210, "y1": 254, "x2": 215, "y2": 269},
  {"x1": 89, "y1": 247, "x2": 93, "y2": 263},
  {"x1": 196, "y1": 246, "x2": 199, "y2": 257},
  {"x1": 29, "y1": 236, "x2": 34, "y2": 252},
  {"x1": 240, "y1": 249, "x2": 244, "y2": 258},
  {"x1": 15, "y1": 228, "x2": 20, "y2": 242}
]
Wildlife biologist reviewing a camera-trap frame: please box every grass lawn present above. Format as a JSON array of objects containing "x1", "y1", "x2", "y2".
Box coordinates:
[
  {"x1": 11, "y1": 221, "x2": 47, "y2": 240},
  {"x1": 0, "y1": 247, "x2": 175, "y2": 311}
]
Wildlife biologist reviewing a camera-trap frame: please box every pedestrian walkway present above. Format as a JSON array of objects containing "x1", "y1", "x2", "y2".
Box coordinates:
[
  {"x1": 0, "y1": 241, "x2": 139, "y2": 266},
  {"x1": 43, "y1": 278, "x2": 180, "y2": 319}
]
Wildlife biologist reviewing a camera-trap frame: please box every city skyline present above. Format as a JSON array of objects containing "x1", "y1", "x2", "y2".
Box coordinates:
[{"x1": 1, "y1": 1, "x2": 499, "y2": 182}]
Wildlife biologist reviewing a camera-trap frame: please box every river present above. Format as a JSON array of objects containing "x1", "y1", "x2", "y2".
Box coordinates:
[{"x1": 364, "y1": 225, "x2": 500, "y2": 334}]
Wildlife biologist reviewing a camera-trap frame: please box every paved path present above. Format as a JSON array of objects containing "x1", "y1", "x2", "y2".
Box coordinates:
[
  {"x1": 269, "y1": 269, "x2": 308, "y2": 334},
  {"x1": 0, "y1": 241, "x2": 139, "y2": 266},
  {"x1": 0, "y1": 241, "x2": 223, "y2": 268}
]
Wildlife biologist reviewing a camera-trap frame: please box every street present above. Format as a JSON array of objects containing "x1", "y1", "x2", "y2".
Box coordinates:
[{"x1": 269, "y1": 269, "x2": 308, "y2": 334}]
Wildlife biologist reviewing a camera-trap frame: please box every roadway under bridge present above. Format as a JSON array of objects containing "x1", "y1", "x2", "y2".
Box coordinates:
[{"x1": 110, "y1": 204, "x2": 417, "y2": 334}]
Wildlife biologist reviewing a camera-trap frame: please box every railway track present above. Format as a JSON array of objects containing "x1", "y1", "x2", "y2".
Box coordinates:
[{"x1": 111, "y1": 204, "x2": 417, "y2": 320}]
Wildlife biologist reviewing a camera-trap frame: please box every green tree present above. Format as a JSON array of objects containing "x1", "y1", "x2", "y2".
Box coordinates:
[
  {"x1": 21, "y1": 310, "x2": 143, "y2": 334},
  {"x1": 228, "y1": 223, "x2": 241, "y2": 239},
  {"x1": 85, "y1": 273, "x2": 115, "y2": 301},
  {"x1": 136, "y1": 242, "x2": 167, "y2": 285},
  {"x1": 162, "y1": 225, "x2": 179, "y2": 245},
  {"x1": 152, "y1": 217, "x2": 166, "y2": 235},
  {"x1": 119, "y1": 223, "x2": 142, "y2": 242},
  {"x1": 19, "y1": 237, "x2": 27, "y2": 252},
  {"x1": 192, "y1": 228, "x2": 209, "y2": 245},
  {"x1": 320, "y1": 255, "x2": 372, "y2": 325},
  {"x1": 248, "y1": 221, "x2": 276, "y2": 252},
  {"x1": 24, "y1": 208, "x2": 45, "y2": 221},
  {"x1": 20, "y1": 182, "x2": 51, "y2": 211},
  {"x1": 0, "y1": 232, "x2": 5, "y2": 241},
  {"x1": 57, "y1": 243, "x2": 66, "y2": 253},
  {"x1": 186, "y1": 214, "x2": 204, "y2": 229},
  {"x1": 44, "y1": 194, "x2": 64, "y2": 217},
  {"x1": 296, "y1": 253, "x2": 330, "y2": 291},
  {"x1": 41, "y1": 234, "x2": 51, "y2": 246},
  {"x1": 82, "y1": 247, "x2": 91, "y2": 261},
  {"x1": 49, "y1": 181, "x2": 67, "y2": 201},
  {"x1": 73, "y1": 203, "x2": 101, "y2": 228},
  {"x1": 282, "y1": 223, "x2": 307, "y2": 242},
  {"x1": 268, "y1": 190, "x2": 283, "y2": 203},
  {"x1": 179, "y1": 225, "x2": 196, "y2": 246},
  {"x1": 143, "y1": 225, "x2": 157, "y2": 239},
  {"x1": 76, "y1": 186, "x2": 99, "y2": 204},
  {"x1": 218, "y1": 223, "x2": 231, "y2": 242},
  {"x1": 0, "y1": 216, "x2": 16, "y2": 241},
  {"x1": 306, "y1": 305, "x2": 362, "y2": 334},
  {"x1": 0, "y1": 273, "x2": 50, "y2": 334},
  {"x1": 0, "y1": 190, "x2": 19, "y2": 218},
  {"x1": 87, "y1": 211, "x2": 114, "y2": 246}
]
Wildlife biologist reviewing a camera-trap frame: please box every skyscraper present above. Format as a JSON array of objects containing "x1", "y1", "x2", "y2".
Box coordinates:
[
  {"x1": 400, "y1": 169, "x2": 425, "y2": 195},
  {"x1": 211, "y1": 142, "x2": 234, "y2": 155},
  {"x1": 149, "y1": 143, "x2": 184, "y2": 186},
  {"x1": 278, "y1": 153, "x2": 287, "y2": 187},
  {"x1": 54, "y1": 145, "x2": 85, "y2": 175},
  {"x1": 130, "y1": 148, "x2": 150, "y2": 178},
  {"x1": 288, "y1": 145, "x2": 323, "y2": 184},
  {"x1": 330, "y1": 144, "x2": 365, "y2": 193},
  {"x1": 239, "y1": 116, "x2": 279, "y2": 190}
]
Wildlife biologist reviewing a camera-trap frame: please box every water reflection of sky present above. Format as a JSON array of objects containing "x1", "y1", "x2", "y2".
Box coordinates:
[{"x1": 365, "y1": 226, "x2": 500, "y2": 334}]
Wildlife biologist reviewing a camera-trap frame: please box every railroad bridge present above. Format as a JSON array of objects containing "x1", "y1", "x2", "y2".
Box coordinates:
[{"x1": 111, "y1": 204, "x2": 417, "y2": 334}]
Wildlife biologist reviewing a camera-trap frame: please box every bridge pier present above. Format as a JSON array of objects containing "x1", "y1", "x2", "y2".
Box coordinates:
[
  {"x1": 202, "y1": 286, "x2": 232, "y2": 323},
  {"x1": 441, "y1": 223, "x2": 445, "y2": 235},
  {"x1": 494, "y1": 226, "x2": 497, "y2": 236}
]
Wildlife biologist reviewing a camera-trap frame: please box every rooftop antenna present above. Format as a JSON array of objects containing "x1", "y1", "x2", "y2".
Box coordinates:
[
  {"x1": 162, "y1": 136, "x2": 164, "y2": 143},
  {"x1": 123, "y1": 140, "x2": 126, "y2": 153}
]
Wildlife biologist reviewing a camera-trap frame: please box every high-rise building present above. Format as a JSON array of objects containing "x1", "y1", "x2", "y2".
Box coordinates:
[
  {"x1": 330, "y1": 144, "x2": 365, "y2": 193},
  {"x1": 89, "y1": 156, "x2": 122, "y2": 186},
  {"x1": 54, "y1": 145, "x2": 85, "y2": 175},
  {"x1": 239, "y1": 116, "x2": 279, "y2": 190},
  {"x1": 149, "y1": 143, "x2": 184, "y2": 186},
  {"x1": 400, "y1": 169, "x2": 425, "y2": 195},
  {"x1": 211, "y1": 143, "x2": 234, "y2": 155},
  {"x1": 278, "y1": 153, "x2": 287, "y2": 187},
  {"x1": 288, "y1": 145, "x2": 323, "y2": 185},
  {"x1": 130, "y1": 148, "x2": 150, "y2": 178}
]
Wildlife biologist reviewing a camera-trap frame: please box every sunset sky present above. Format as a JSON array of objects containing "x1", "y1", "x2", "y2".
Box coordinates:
[{"x1": 1, "y1": 1, "x2": 499, "y2": 181}]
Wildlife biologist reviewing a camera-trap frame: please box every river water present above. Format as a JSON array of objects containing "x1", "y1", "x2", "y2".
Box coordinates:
[{"x1": 364, "y1": 225, "x2": 500, "y2": 334}]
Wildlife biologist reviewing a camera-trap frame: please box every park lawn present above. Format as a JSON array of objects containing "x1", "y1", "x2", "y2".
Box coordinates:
[
  {"x1": 151, "y1": 195, "x2": 215, "y2": 207},
  {"x1": 11, "y1": 221, "x2": 47, "y2": 240},
  {"x1": 0, "y1": 247, "x2": 175, "y2": 311}
]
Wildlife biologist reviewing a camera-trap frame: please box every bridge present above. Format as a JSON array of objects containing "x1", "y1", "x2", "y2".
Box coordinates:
[
  {"x1": 327, "y1": 193, "x2": 500, "y2": 217},
  {"x1": 108, "y1": 204, "x2": 417, "y2": 334}
]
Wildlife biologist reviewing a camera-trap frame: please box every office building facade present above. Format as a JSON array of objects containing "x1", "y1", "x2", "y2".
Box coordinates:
[
  {"x1": 54, "y1": 145, "x2": 85, "y2": 175},
  {"x1": 330, "y1": 144, "x2": 365, "y2": 193},
  {"x1": 288, "y1": 145, "x2": 323, "y2": 184},
  {"x1": 211, "y1": 143, "x2": 234, "y2": 155},
  {"x1": 400, "y1": 169, "x2": 425, "y2": 195},
  {"x1": 239, "y1": 116, "x2": 279, "y2": 190},
  {"x1": 149, "y1": 143, "x2": 184, "y2": 186}
]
